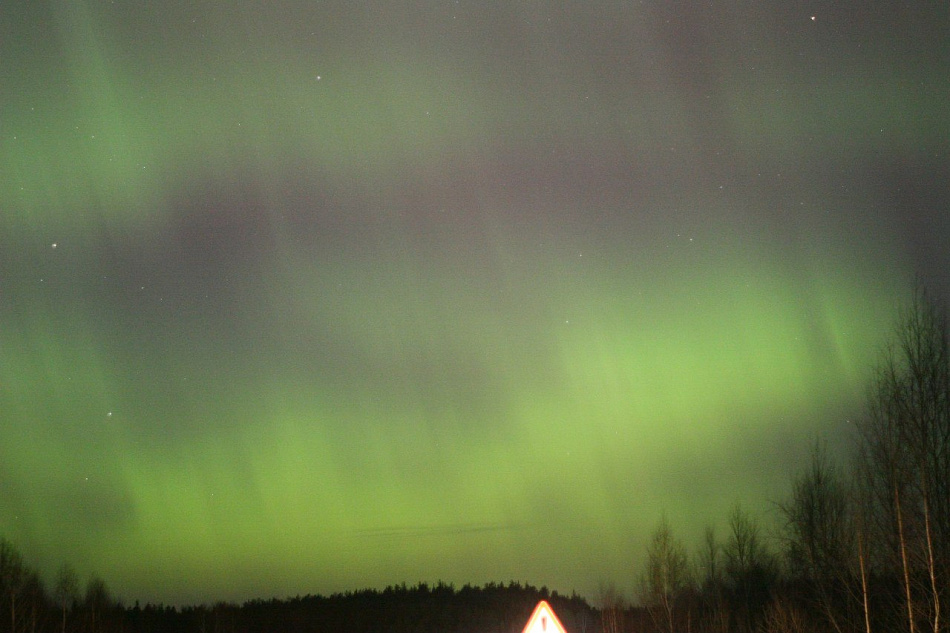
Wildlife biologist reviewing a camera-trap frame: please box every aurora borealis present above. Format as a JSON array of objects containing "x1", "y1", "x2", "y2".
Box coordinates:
[{"x1": 2, "y1": 0, "x2": 949, "y2": 607}]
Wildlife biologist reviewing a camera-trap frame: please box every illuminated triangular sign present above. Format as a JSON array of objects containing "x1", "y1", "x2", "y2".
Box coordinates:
[{"x1": 521, "y1": 600, "x2": 567, "y2": 633}]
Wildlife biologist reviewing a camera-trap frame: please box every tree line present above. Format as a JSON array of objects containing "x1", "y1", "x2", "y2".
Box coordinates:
[
  {"x1": 0, "y1": 561, "x2": 596, "y2": 633},
  {"x1": 629, "y1": 283, "x2": 950, "y2": 633},
  {"x1": 0, "y1": 543, "x2": 115, "y2": 633}
]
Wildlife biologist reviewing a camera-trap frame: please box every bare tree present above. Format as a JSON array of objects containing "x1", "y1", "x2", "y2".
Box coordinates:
[
  {"x1": 83, "y1": 576, "x2": 111, "y2": 633},
  {"x1": 860, "y1": 360, "x2": 918, "y2": 633},
  {"x1": 856, "y1": 284, "x2": 950, "y2": 633},
  {"x1": 640, "y1": 516, "x2": 691, "y2": 633},
  {"x1": 697, "y1": 525, "x2": 730, "y2": 633},
  {"x1": 892, "y1": 285, "x2": 948, "y2": 633},
  {"x1": 778, "y1": 440, "x2": 857, "y2": 633},
  {"x1": 723, "y1": 505, "x2": 776, "y2": 633},
  {"x1": 761, "y1": 595, "x2": 808, "y2": 633},
  {"x1": 850, "y1": 469, "x2": 874, "y2": 633},
  {"x1": 0, "y1": 539, "x2": 24, "y2": 633},
  {"x1": 19, "y1": 571, "x2": 43, "y2": 633},
  {"x1": 54, "y1": 565, "x2": 79, "y2": 633},
  {"x1": 598, "y1": 583, "x2": 625, "y2": 633}
]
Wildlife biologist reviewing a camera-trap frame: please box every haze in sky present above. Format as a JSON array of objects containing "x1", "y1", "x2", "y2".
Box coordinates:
[{"x1": 1, "y1": 1, "x2": 948, "y2": 606}]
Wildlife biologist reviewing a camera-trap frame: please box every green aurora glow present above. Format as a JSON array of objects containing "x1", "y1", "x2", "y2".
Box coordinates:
[{"x1": 1, "y1": 0, "x2": 947, "y2": 606}]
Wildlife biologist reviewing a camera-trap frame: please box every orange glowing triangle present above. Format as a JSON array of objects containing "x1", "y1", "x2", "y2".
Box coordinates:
[{"x1": 521, "y1": 600, "x2": 567, "y2": 633}]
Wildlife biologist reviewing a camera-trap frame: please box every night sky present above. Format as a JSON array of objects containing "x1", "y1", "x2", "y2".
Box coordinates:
[{"x1": 2, "y1": 0, "x2": 949, "y2": 607}]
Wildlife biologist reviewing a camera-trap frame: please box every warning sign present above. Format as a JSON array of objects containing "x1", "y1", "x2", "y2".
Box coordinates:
[{"x1": 521, "y1": 600, "x2": 567, "y2": 633}]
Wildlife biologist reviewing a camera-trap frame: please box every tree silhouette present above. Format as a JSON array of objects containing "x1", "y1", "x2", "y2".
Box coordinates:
[
  {"x1": 54, "y1": 566, "x2": 78, "y2": 633},
  {"x1": 0, "y1": 538, "x2": 25, "y2": 633},
  {"x1": 778, "y1": 440, "x2": 858, "y2": 632},
  {"x1": 723, "y1": 504, "x2": 776, "y2": 633},
  {"x1": 857, "y1": 283, "x2": 950, "y2": 633},
  {"x1": 83, "y1": 577, "x2": 111, "y2": 633},
  {"x1": 640, "y1": 515, "x2": 691, "y2": 633}
]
